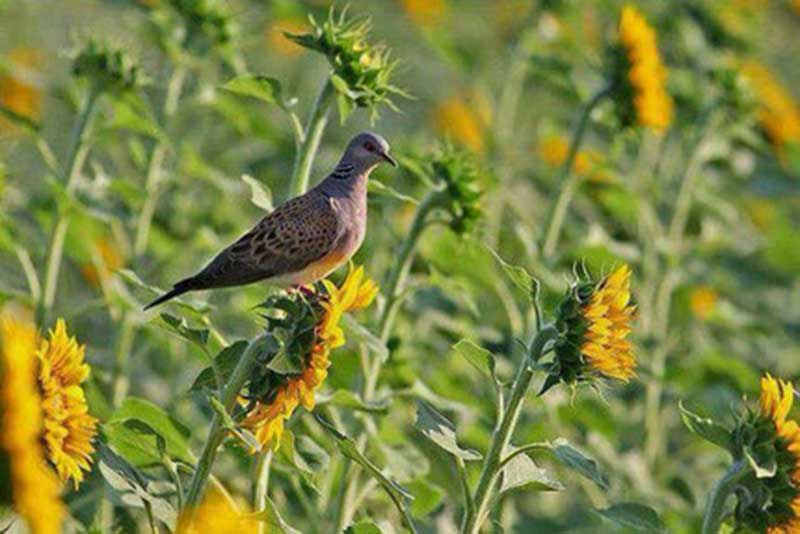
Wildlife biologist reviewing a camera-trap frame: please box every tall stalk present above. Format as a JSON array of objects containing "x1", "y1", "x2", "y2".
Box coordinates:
[
  {"x1": 462, "y1": 325, "x2": 558, "y2": 534},
  {"x1": 37, "y1": 86, "x2": 101, "y2": 326},
  {"x1": 540, "y1": 86, "x2": 611, "y2": 260},
  {"x1": 287, "y1": 78, "x2": 335, "y2": 198},
  {"x1": 184, "y1": 334, "x2": 272, "y2": 507}
]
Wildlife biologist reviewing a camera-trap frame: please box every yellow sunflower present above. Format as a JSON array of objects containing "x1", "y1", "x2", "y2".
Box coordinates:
[
  {"x1": 432, "y1": 93, "x2": 490, "y2": 153},
  {"x1": 399, "y1": 0, "x2": 447, "y2": 28},
  {"x1": 538, "y1": 135, "x2": 610, "y2": 183},
  {"x1": 689, "y1": 286, "x2": 718, "y2": 321},
  {"x1": 741, "y1": 61, "x2": 800, "y2": 153},
  {"x1": 176, "y1": 490, "x2": 258, "y2": 534},
  {"x1": 617, "y1": 6, "x2": 673, "y2": 131},
  {"x1": 545, "y1": 264, "x2": 636, "y2": 392},
  {"x1": 38, "y1": 319, "x2": 98, "y2": 487},
  {"x1": 0, "y1": 314, "x2": 64, "y2": 534},
  {"x1": 757, "y1": 374, "x2": 800, "y2": 534},
  {"x1": 242, "y1": 265, "x2": 378, "y2": 449}
]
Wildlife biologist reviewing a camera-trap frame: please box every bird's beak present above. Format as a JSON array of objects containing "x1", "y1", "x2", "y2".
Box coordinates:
[{"x1": 381, "y1": 151, "x2": 398, "y2": 167}]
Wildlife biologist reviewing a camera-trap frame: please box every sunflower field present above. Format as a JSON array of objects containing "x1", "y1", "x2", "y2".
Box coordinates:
[{"x1": 2, "y1": 1, "x2": 800, "y2": 533}]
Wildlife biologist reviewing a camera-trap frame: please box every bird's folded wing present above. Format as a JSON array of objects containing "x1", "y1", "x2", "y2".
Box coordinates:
[{"x1": 194, "y1": 192, "x2": 343, "y2": 288}]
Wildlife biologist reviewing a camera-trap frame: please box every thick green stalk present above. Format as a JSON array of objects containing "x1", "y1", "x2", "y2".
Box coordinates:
[
  {"x1": 37, "y1": 86, "x2": 100, "y2": 326},
  {"x1": 253, "y1": 450, "x2": 273, "y2": 534},
  {"x1": 462, "y1": 326, "x2": 559, "y2": 534},
  {"x1": 134, "y1": 64, "x2": 188, "y2": 256},
  {"x1": 288, "y1": 78, "x2": 335, "y2": 197},
  {"x1": 701, "y1": 460, "x2": 747, "y2": 534},
  {"x1": 540, "y1": 86, "x2": 611, "y2": 260},
  {"x1": 184, "y1": 334, "x2": 272, "y2": 507}
]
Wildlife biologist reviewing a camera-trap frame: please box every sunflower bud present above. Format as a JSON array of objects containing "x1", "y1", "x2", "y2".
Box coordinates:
[
  {"x1": 284, "y1": 6, "x2": 407, "y2": 122},
  {"x1": 72, "y1": 40, "x2": 144, "y2": 94},
  {"x1": 541, "y1": 264, "x2": 636, "y2": 393},
  {"x1": 430, "y1": 144, "x2": 483, "y2": 235},
  {"x1": 165, "y1": 0, "x2": 236, "y2": 54}
]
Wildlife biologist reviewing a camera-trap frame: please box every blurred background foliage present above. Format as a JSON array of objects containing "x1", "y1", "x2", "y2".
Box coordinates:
[{"x1": 1, "y1": 0, "x2": 800, "y2": 532}]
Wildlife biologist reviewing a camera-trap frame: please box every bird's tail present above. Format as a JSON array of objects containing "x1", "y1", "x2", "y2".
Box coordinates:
[{"x1": 143, "y1": 278, "x2": 195, "y2": 311}]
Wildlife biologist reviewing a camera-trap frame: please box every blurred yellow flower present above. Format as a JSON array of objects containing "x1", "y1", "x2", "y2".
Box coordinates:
[
  {"x1": 0, "y1": 48, "x2": 43, "y2": 132},
  {"x1": 539, "y1": 135, "x2": 610, "y2": 183},
  {"x1": 266, "y1": 18, "x2": 308, "y2": 57},
  {"x1": 80, "y1": 238, "x2": 125, "y2": 288},
  {"x1": 176, "y1": 491, "x2": 257, "y2": 534},
  {"x1": 399, "y1": 0, "x2": 447, "y2": 28},
  {"x1": 242, "y1": 265, "x2": 378, "y2": 449},
  {"x1": 433, "y1": 94, "x2": 489, "y2": 153},
  {"x1": 759, "y1": 374, "x2": 800, "y2": 534},
  {"x1": 618, "y1": 6, "x2": 673, "y2": 131},
  {"x1": 0, "y1": 314, "x2": 64, "y2": 534},
  {"x1": 38, "y1": 319, "x2": 98, "y2": 487},
  {"x1": 741, "y1": 61, "x2": 800, "y2": 152},
  {"x1": 689, "y1": 286, "x2": 718, "y2": 321},
  {"x1": 794, "y1": 0, "x2": 800, "y2": 14},
  {"x1": 581, "y1": 265, "x2": 637, "y2": 381}
]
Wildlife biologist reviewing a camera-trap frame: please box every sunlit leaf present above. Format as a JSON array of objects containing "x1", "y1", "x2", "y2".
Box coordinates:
[
  {"x1": 499, "y1": 451, "x2": 564, "y2": 494},
  {"x1": 414, "y1": 401, "x2": 481, "y2": 461},
  {"x1": 109, "y1": 397, "x2": 194, "y2": 464},
  {"x1": 550, "y1": 438, "x2": 609, "y2": 490},
  {"x1": 678, "y1": 401, "x2": 732, "y2": 451},
  {"x1": 241, "y1": 174, "x2": 273, "y2": 212}
]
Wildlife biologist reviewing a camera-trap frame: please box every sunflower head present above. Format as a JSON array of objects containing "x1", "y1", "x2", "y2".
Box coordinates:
[
  {"x1": 242, "y1": 265, "x2": 378, "y2": 449},
  {"x1": 176, "y1": 490, "x2": 257, "y2": 534},
  {"x1": 72, "y1": 40, "x2": 144, "y2": 94},
  {"x1": 284, "y1": 6, "x2": 407, "y2": 122},
  {"x1": 38, "y1": 319, "x2": 98, "y2": 487},
  {"x1": 729, "y1": 374, "x2": 800, "y2": 533},
  {"x1": 542, "y1": 264, "x2": 636, "y2": 393},
  {"x1": 607, "y1": 5, "x2": 673, "y2": 132}
]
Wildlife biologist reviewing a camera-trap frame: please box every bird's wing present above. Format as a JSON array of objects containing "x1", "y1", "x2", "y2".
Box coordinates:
[{"x1": 192, "y1": 191, "x2": 344, "y2": 288}]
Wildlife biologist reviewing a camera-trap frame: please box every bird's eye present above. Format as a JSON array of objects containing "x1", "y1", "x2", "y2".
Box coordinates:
[{"x1": 364, "y1": 141, "x2": 376, "y2": 152}]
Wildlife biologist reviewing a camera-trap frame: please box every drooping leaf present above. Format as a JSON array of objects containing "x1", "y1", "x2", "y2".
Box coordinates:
[
  {"x1": 97, "y1": 445, "x2": 177, "y2": 528},
  {"x1": 159, "y1": 313, "x2": 209, "y2": 347},
  {"x1": 550, "y1": 438, "x2": 609, "y2": 490},
  {"x1": 251, "y1": 496, "x2": 302, "y2": 534},
  {"x1": 414, "y1": 401, "x2": 481, "y2": 461},
  {"x1": 499, "y1": 451, "x2": 564, "y2": 494},
  {"x1": 368, "y1": 180, "x2": 419, "y2": 204},
  {"x1": 241, "y1": 174, "x2": 274, "y2": 212},
  {"x1": 451, "y1": 339, "x2": 496, "y2": 380},
  {"x1": 316, "y1": 389, "x2": 389, "y2": 414},
  {"x1": 190, "y1": 340, "x2": 248, "y2": 392},
  {"x1": 109, "y1": 397, "x2": 194, "y2": 464},
  {"x1": 222, "y1": 75, "x2": 293, "y2": 109},
  {"x1": 597, "y1": 503, "x2": 667, "y2": 533},
  {"x1": 484, "y1": 244, "x2": 535, "y2": 294},
  {"x1": 678, "y1": 400, "x2": 732, "y2": 450},
  {"x1": 407, "y1": 479, "x2": 445, "y2": 518}
]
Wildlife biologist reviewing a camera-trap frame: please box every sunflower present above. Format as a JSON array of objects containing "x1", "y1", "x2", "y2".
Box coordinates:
[
  {"x1": 38, "y1": 319, "x2": 98, "y2": 487},
  {"x1": 0, "y1": 48, "x2": 43, "y2": 133},
  {"x1": 538, "y1": 135, "x2": 610, "y2": 183},
  {"x1": 731, "y1": 374, "x2": 800, "y2": 533},
  {"x1": 689, "y1": 286, "x2": 718, "y2": 321},
  {"x1": 176, "y1": 490, "x2": 258, "y2": 534},
  {"x1": 80, "y1": 237, "x2": 125, "y2": 288},
  {"x1": 432, "y1": 94, "x2": 489, "y2": 153},
  {"x1": 544, "y1": 264, "x2": 636, "y2": 392},
  {"x1": 242, "y1": 265, "x2": 378, "y2": 449},
  {"x1": 615, "y1": 6, "x2": 673, "y2": 131},
  {"x1": 399, "y1": 0, "x2": 447, "y2": 28},
  {"x1": 741, "y1": 61, "x2": 800, "y2": 153},
  {"x1": 0, "y1": 314, "x2": 64, "y2": 534}
]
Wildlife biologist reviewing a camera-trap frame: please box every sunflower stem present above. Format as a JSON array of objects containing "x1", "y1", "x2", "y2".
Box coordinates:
[
  {"x1": 37, "y1": 85, "x2": 100, "y2": 326},
  {"x1": 288, "y1": 77, "x2": 335, "y2": 198},
  {"x1": 462, "y1": 325, "x2": 559, "y2": 534},
  {"x1": 252, "y1": 449, "x2": 273, "y2": 534},
  {"x1": 540, "y1": 85, "x2": 611, "y2": 261},
  {"x1": 184, "y1": 334, "x2": 273, "y2": 508},
  {"x1": 701, "y1": 460, "x2": 748, "y2": 534}
]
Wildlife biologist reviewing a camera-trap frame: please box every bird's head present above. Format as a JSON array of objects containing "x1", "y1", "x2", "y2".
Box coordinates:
[{"x1": 344, "y1": 131, "x2": 397, "y2": 171}]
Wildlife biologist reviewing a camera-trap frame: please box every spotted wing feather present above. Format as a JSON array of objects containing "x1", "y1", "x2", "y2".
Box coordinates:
[{"x1": 190, "y1": 191, "x2": 342, "y2": 289}]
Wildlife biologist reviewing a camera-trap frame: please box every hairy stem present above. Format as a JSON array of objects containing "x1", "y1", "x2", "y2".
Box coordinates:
[
  {"x1": 288, "y1": 77, "x2": 335, "y2": 197},
  {"x1": 462, "y1": 326, "x2": 558, "y2": 534},
  {"x1": 37, "y1": 86, "x2": 100, "y2": 326},
  {"x1": 541, "y1": 86, "x2": 611, "y2": 260},
  {"x1": 184, "y1": 334, "x2": 272, "y2": 507},
  {"x1": 701, "y1": 460, "x2": 747, "y2": 534},
  {"x1": 253, "y1": 450, "x2": 273, "y2": 534}
]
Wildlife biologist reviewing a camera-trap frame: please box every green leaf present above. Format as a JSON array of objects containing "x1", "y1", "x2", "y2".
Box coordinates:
[
  {"x1": 484, "y1": 244, "x2": 535, "y2": 294},
  {"x1": 451, "y1": 339, "x2": 496, "y2": 380},
  {"x1": 252, "y1": 496, "x2": 302, "y2": 534},
  {"x1": 407, "y1": 479, "x2": 444, "y2": 518},
  {"x1": 344, "y1": 521, "x2": 383, "y2": 534},
  {"x1": 744, "y1": 445, "x2": 777, "y2": 479},
  {"x1": 315, "y1": 414, "x2": 413, "y2": 505},
  {"x1": 159, "y1": 313, "x2": 209, "y2": 347},
  {"x1": 190, "y1": 340, "x2": 248, "y2": 392},
  {"x1": 414, "y1": 401, "x2": 482, "y2": 461},
  {"x1": 97, "y1": 445, "x2": 177, "y2": 528},
  {"x1": 368, "y1": 180, "x2": 419, "y2": 204},
  {"x1": 500, "y1": 451, "x2": 564, "y2": 494},
  {"x1": 222, "y1": 75, "x2": 291, "y2": 109},
  {"x1": 104, "y1": 420, "x2": 162, "y2": 466},
  {"x1": 678, "y1": 400, "x2": 732, "y2": 450},
  {"x1": 108, "y1": 93, "x2": 163, "y2": 140},
  {"x1": 342, "y1": 314, "x2": 389, "y2": 362},
  {"x1": 316, "y1": 389, "x2": 389, "y2": 414},
  {"x1": 241, "y1": 174, "x2": 273, "y2": 212},
  {"x1": 597, "y1": 503, "x2": 667, "y2": 533},
  {"x1": 207, "y1": 395, "x2": 262, "y2": 453},
  {"x1": 109, "y1": 397, "x2": 194, "y2": 464},
  {"x1": 550, "y1": 438, "x2": 609, "y2": 490}
]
